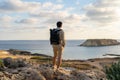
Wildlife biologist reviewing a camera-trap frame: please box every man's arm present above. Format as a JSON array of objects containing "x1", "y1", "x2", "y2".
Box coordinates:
[{"x1": 60, "y1": 30, "x2": 65, "y2": 47}]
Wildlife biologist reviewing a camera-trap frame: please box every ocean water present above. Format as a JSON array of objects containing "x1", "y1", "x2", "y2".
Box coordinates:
[{"x1": 0, "y1": 40, "x2": 120, "y2": 60}]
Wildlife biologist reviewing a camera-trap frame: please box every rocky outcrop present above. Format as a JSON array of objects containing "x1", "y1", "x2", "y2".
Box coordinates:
[
  {"x1": 7, "y1": 49, "x2": 31, "y2": 55},
  {"x1": 38, "y1": 64, "x2": 93, "y2": 80},
  {"x1": 11, "y1": 68, "x2": 46, "y2": 80},
  {"x1": 0, "y1": 68, "x2": 46, "y2": 80},
  {"x1": 80, "y1": 39, "x2": 120, "y2": 47},
  {"x1": 7, "y1": 49, "x2": 52, "y2": 58},
  {"x1": 0, "y1": 57, "x2": 107, "y2": 80},
  {"x1": 3, "y1": 57, "x2": 27, "y2": 68}
]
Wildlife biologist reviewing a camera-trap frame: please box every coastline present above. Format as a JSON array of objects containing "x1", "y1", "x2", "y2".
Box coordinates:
[
  {"x1": 1, "y1": 40, "x2": 120, "y2": 60},
  {"x1": 0, "y1": 49, "x2": 119, "y2": 80}
]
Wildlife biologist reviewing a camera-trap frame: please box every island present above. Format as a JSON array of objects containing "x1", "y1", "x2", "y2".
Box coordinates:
[{"x1": 80, "y1": 39, "x2": 120, "y2": 47}]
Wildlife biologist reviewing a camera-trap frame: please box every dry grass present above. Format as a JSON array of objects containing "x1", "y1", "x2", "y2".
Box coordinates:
[
  {"x1": 0, "y1": 50, "x2": 51, "y2": 65},
  {"x1": 62, "y1": 62, "x2": 98, "y2": 70},
  {"x1": 0, "y1": 50, "x2": 31, "y2": 59}
]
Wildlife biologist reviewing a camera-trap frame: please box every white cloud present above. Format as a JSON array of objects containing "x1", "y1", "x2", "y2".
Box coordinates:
[
  {"x1": 84, "y1": 0, "x2": 120, "y2": 26},
  {"x1": 42, "y1": 2, "x2": 63, "y2": 10},
  {"x1": 0, "y1": 15, "x2": 12, "y2": 23},
  {"x1": 0, "y1": 0, "x2": 41, "y2": 13},
  {"x1": 0, "y1": 0, "x2": 63, "y2": 13},
  {"x1": 15, "y1": 18, "x2": 39, "y2": 24},
  {"x1": 1, "y1": 0, "x2": 120, "y2": 40}
]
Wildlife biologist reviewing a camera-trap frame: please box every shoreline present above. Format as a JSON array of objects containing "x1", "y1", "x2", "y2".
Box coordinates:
[
  {"x1": 0, "y1": 49, "x2": 119, "y2": 80},
  {"x1": 0, "y1": 49, "x2": 119, "y2": 67},
  {"x1": 0, "y1": 49, "x2": 119, "y2": 60},
  {"x1": 1, "y1": 49, "x2": 119, "y2": 69}
]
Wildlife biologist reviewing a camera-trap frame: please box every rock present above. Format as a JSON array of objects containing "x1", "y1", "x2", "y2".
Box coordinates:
[
  {"x1": 3, "y1": 57, "x2": 26, "y2": 68},
  {"x1": 15, "y1": 58, "x2": 26, "y2": 67},
  {"x1": 31, "y1": 53, "x2": 52, "y2": 58},
  {"x1": 7, "y1": 49, "x2": 52, "y2": 58},
  {"x1": 39, "y1": 65, "x2": 54, "y2": 80},
  {"x1": 7, "y1": 49, "x2": 31, "y2": 55},
  {"x1": 3, "y1": 71, "x2": 12, "y2": 78},
  {"x1": 11, "y1": 70, "x2": 19, "y2": 74},
  {"x1": 70, "y1": 70, "x2": 92, "y2": 80},
  {"x1": 80, "y1": 39, "x2": 120, "y2": 47},
  {"x1": 0, "y1": 72, "x2": 11, "y2": 80},
  {"x1": 11, "y1": 68, "x2": 46, "y2": 80},
  {"x1": 0, "y1": 72, "x2": 4, "y2": 77},
  {"x1": 3, "y1": 57, "x2": 13, "y2": 68},
  {"x1": 0, "y1": 76, "x2": 11, "y2": 80},
  {"x1": 38, "y1": 64, "x2": 93, "y2": 80},
  {"x1": 82, "y1": 70, "x2": 106, "y2": 80}
]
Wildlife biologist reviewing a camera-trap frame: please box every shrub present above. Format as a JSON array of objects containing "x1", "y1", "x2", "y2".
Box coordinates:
[
  {"x1": 0, "y1": 59, "x2": 4, "y2": 69},
  {"x1": 105, "y1": 61, "x2": 120, "y2": 80}
]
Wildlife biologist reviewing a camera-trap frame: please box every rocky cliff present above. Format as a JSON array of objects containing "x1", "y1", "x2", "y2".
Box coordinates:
[
  {"x1": 0, "y1": 57, "x2": 105, "y2": 80},
  {"x1": 1, "y1": 50, "x2": 119, "y2": 80},
  {"x1": 80, "y1": 39, "x2": 120, "y2": 47}
]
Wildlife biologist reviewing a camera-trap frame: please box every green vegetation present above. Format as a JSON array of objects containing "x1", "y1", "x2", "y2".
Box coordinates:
[
  {"x1": 0, "y1": 59, "x2": 4, "y2": 68},
  {"x1": 105, "y1": 61, "x2": 120, "y2": 80},
  {"x1": 30, "y1": 56, "x2": 52, "y2": 62}
]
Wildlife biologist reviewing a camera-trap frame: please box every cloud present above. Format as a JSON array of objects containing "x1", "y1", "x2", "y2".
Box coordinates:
[
  {"x1": 0, "y1": 0, "x2": 63, "y2": 13},
  {"x1": 43, "y1": 13, "x2": 83, "y2": 29},
  {"x1": 84, "y1": 0, "x2": 120, "y2": 26},
  {"x1": 1, "y1": 0, "x2": 120, "y2": 39},
  {"x1": 0, "y1": 15, "x2": 12, "y2": 23},
  {"x1": 42, "y1": 2, "x2": 63, "y2": 10},
  {"x1": 0, "y1": 0, "x2": 41, "y2": 13},
  {"x1": 15, "y1": 18, "x2": 38, "y2": 24}
]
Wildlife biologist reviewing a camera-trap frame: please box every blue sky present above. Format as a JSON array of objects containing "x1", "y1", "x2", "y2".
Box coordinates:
[{"x1": 0, "y1": 0, "x2": 120, "y2": 40}]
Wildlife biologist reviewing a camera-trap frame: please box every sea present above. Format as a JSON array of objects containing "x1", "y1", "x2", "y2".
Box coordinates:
[{"x1": 0, "y1": 40, "x2": 120, "y2": 60}]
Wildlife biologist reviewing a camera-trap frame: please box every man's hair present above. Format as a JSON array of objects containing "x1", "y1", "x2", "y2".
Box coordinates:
[{"x1": 56, "y1": 21, "x2": 62, "y2": 28}]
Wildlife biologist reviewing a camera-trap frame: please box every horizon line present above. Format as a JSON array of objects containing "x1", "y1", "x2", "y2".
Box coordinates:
[{"x1": 0, "y1": 38, "x2": 120, "y2": 41}]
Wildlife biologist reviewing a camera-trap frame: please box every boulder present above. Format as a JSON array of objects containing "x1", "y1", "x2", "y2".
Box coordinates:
[
  {"x1": 38, "y1": 64, "x2": 92, "y2": 80},
  {"x1": 80, "y1": 39, "x2": 120, "y2": 47},
  {"x1": 11, "y1": 68, "x2": 46, "y2": 80},
  {"x1": 70, "y1": 70, "x2": 92, "y2": 80},
  {"x1": 80, "y1": 70, "x2": 106, "y2": 80},
  {"x1": 3, "y1": 57, "x2": 26, "y2": 68},
  {"x1": 3, "y1": 57, "x2": 13, "y2": 68}
]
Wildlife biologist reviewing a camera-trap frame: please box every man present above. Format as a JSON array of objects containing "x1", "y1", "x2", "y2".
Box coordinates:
[{"x1": 50, "y1": 21, "x2": 65, "y2": 70}]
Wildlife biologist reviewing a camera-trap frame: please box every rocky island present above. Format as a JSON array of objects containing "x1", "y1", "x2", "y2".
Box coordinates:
[{"x1": 80, "y1": 39, "x2": 120, "y2": 47}]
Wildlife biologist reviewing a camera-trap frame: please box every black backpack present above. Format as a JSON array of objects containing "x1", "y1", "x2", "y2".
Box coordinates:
[{"x1": 50, "y1": 28, "x2": 61, "y2": 45}]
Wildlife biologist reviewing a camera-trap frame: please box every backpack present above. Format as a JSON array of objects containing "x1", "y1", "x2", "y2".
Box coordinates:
[{"x1": 50, "y1": 28, "x2": 61, "y2": 45}]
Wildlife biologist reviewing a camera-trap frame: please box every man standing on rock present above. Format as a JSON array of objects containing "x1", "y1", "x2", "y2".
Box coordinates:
[{"x1": 50, "y1": 21, "x2": 65, "y2": 70}]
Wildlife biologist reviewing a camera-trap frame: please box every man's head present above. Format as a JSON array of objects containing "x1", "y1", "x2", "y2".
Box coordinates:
[{"x1": 56, "y1": 21, "x2": 62, "y2": 28}]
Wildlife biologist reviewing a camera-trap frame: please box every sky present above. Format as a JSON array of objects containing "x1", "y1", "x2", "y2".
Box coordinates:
[{"x1": 0, "y1": 0, "x2": 120, "y2": 40}]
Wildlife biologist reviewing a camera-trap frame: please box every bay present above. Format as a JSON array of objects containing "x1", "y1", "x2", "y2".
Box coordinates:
[{"x1": 0, "y1": 40, "x2": 120, "y2": 59}]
